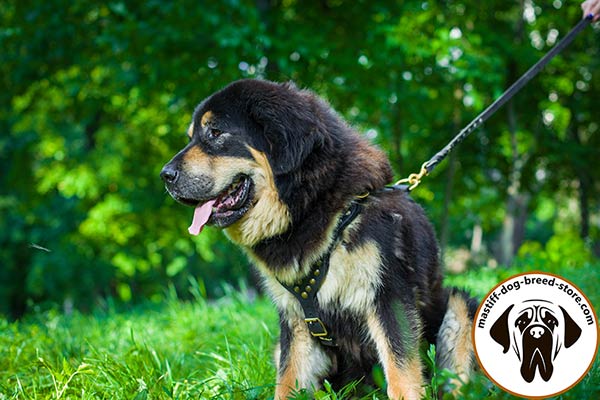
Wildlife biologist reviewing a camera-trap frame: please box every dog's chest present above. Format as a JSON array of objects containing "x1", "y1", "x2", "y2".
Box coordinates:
[
  {"x1": 317, "y1": 240, "x2": 383, "y2": 313},
  {"x1": 256, "y1": 239, "x2": 383, "y2": 319}
]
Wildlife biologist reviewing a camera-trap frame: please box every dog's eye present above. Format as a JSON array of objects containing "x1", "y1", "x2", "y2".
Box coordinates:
[{"x1": 208, "y1": 128, "x2": 223, "y2": 139}]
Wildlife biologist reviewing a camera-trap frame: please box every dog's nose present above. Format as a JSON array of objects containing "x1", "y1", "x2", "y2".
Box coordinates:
[
  {"x1": 530, "y1": 326, "x2": 544, "y2": 339},
  {"x1": 160, "y1": 165, "x2": 179, "y2": 183}
]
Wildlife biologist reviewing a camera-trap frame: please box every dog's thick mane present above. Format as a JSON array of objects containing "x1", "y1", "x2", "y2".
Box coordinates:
[{"x1": 232, "y1": 80, "x2": 393, "y2": 269}]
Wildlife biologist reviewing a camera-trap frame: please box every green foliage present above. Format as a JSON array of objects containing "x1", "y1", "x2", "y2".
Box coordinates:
[
  {"x1": 422, "y1": 344, "x2": 460, "y2": 400},
  {"x1": 516, "y1": 231, "x2": 594, "y2": 273},
  {"x1": 1, "y1": 0, "x2": 599, "y2": 317}
]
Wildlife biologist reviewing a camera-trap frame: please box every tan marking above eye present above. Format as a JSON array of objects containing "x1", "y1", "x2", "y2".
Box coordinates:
[
  {"x1": 201, "y1": 111, "x2": 214, "y2": 127},
  {"x1": 187, "y1": 122, "x2": 194, "y2": 139}
]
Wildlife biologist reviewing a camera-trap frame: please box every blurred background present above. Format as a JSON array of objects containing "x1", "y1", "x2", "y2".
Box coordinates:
[{"x1": 1, "y1": 0, "x2": 599, "y2": 319}]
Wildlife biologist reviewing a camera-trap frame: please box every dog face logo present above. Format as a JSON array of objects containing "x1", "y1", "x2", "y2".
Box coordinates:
[
  {"x1": 490, "y1": 300, "x2": 581, "y2": 382},
  {"x1": 473, "y1": 272, "x2": 598, "y2": 398}
]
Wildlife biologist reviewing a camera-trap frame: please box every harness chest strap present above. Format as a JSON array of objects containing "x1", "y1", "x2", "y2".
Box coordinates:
[{"x1": 278, "y1": 198, "x2": 365, "y2": 347}]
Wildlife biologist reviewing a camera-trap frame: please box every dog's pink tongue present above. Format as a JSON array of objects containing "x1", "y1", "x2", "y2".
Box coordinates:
[{"x1": 188, "y1": 200, "x2": 216, "y2": 236}]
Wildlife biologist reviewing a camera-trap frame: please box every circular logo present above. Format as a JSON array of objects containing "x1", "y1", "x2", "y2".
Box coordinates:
[{"x1": 472, "y1": 271, "x2": 598, "y2": 398}]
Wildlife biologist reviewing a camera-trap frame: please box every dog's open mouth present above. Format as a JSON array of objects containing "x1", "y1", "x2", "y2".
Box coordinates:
[{"x1": 188, "y1": 176, "x2": 253, "y2": 235}]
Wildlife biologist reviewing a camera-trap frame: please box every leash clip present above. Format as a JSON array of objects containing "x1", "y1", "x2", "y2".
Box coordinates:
[{"x1": 395, "y1": 161, "x2": 429, "y2": 191}]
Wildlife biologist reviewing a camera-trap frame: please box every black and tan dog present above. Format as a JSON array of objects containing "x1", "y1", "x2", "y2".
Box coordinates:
[
  {"x1": 161, "y1": 79, "x2": 477, "y2": 399},
  {"x1": 490, "y1": 300, "x2": 581, "y2": 383}
]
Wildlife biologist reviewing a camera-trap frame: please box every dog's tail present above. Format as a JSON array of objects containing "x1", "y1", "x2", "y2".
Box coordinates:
[{"x1": 435, "y1": 288, "x2": 479, "y2": 387}]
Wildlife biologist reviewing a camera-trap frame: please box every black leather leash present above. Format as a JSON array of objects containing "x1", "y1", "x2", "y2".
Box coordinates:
[
  {"x1": 397, "y1": 15, "x2": 595, "y2": 191},
  {"x1": 278, "y1": 197, "x2": 365, "y2": 346}
]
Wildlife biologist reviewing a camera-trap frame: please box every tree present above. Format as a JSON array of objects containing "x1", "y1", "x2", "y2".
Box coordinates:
[{"x1": 1, "y1": 0, "x2": 598, "y2": 317}]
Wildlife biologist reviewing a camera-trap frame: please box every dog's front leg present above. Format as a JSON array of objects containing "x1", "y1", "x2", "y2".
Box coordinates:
[
  {"x1": 366, "y1": 310, "x2": 424, "y2": 400},
  {"x1": 274, "y1": 317, "x2": 332, "y2": 400}
]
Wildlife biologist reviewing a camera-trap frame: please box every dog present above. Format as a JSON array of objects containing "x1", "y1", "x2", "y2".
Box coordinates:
[
  {"x1": 160, "y1": 79, "x2": 477, "y2": 399},
  {"x1": 490, "y1": 300, "x2": 582, "y2": 383}
]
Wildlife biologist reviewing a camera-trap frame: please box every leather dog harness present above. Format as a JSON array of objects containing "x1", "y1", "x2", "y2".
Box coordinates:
[
  {"x1": 276, "y1": 186, "x2": 411, "y2": 347},
  {"x1": 277, "y1": 197, "x2": 365, "y2": 346}
]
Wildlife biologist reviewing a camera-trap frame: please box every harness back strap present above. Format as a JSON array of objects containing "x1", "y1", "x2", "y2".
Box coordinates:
[{"x1": 279, "y1": 199, "x2": 364, "y2": 346}]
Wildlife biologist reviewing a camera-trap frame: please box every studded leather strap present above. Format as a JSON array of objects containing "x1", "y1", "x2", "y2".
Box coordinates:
[{"x1": 279, "y1": 199, "x2": 364, "y2": 346}]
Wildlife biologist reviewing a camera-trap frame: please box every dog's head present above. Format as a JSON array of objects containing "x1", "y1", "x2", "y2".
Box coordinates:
[
  {"x1": 160, "y1": 79, "x2": 392, "y2": 247},
  {"x1": 490, "y1": 300, "x2": 581, "y2": 382}
]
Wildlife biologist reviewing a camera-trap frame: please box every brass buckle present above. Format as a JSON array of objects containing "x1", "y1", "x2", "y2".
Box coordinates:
[{"x1": 305, "y1": 317, "x2": 329, "y2": 338}]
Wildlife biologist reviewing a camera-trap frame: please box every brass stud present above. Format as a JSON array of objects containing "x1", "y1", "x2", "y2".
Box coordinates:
[
  {"x1": 314, "y1": 269, "x2": 320, "y2": 276},
  {"x1": 305, "y1": 286, "x2": 312, "y2": 292},
  {"x1": 309, "y1": 278, "x2": 316, "y2": 285},
  {"x1": 294, "y1": 286, "x2": 300, "y2": 293},
  {"x1": 301, "y1": 292, "x2": 308, "y2": 299}
]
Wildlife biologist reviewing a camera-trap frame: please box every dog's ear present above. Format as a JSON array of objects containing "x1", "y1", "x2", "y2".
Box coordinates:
[
  {"x1": 559, "y1": 306, "x2": 582, "y2": 348},
  {"x1": 490, "y1": 304, "x2": 514, "y2": 353},
  {"x1": 247, "y1": 82, "x2": 324, "y2": 175}
]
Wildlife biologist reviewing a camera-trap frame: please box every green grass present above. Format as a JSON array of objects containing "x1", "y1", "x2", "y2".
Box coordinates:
[
  {"x1": 1, "y1": 265, "x2": 598, "y2": 399},
  {"x1": 0, "y1": 289, "x2": 279, "y2": 399}
]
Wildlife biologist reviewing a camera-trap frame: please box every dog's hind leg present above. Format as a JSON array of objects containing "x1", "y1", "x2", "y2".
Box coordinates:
[{"x1": 435, "y1": 289, "x2": 477, "y2": 391}]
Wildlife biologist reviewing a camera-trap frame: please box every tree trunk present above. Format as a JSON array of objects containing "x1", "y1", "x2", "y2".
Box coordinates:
[
  {"x1": 500, "y1": 5, "x2": 528, "y2": 266},
  {"x1": 513, "y1": 193, "x2": 530, "y2": 253},
  {"x1": 471, "y1": 219, "x2": 483, "y2": 255},
  {"x1": 390, "y1": 95, "x2": 404, "y2": 173},
  {"x1": 440, "y1": 94, "x2": 462, "y2": 256},
  {"x1": 439, "y1": 151, "x2": 456, "y2": 256},
  {"x1": 579, "y1": 175, "x2": 590, "y2": 240},
  {"x1": 500, "y1": 99, "x2": 523, "y2": 266},
  {"x1": 571, "y1": 125, "x2": 591, "y2": 240},
  {"x1": 440, "y1": 151, "x2": 456, "y2": 255}
]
